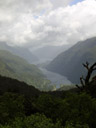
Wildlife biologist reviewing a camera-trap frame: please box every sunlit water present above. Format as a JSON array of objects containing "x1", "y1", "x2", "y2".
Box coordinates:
[{"x1": 39, "y1": 67, "x2": 72, "y2": 88}]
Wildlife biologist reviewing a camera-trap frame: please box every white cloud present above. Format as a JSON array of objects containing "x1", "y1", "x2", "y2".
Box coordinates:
[{"x1": 0, "y1": 0, "x2": 96, "y2": 48}]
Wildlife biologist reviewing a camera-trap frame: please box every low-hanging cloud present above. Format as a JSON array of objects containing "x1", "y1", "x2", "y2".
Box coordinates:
[{"x1": 0, "y1": 0, "x2": 96, "y2": 48}]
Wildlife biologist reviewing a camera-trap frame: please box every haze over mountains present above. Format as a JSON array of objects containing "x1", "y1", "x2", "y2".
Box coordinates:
[
  {"x1": 31, "y1": 44, "x2": 71, "y2": 64},
  {"x1": 0, "y1": 49, "x2": 53, "y2": 91},
  {"x1": 0, "y1": 42, "x2": 39, "y2": 64},
  {"x1": 0, "y1": 36, "x2": 96, "y2": 86},
  {"x1": 0, "y1": 42, "x2": 72, "y2": 89},
  {"x1": 0, "y1": 42, "x2": 72, "y2": 65},
  {"x1": 46, "y1": 37, "x2": 96, "y2": 84}
]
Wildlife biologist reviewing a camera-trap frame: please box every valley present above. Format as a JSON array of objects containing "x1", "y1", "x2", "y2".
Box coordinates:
[
  {"x1": 1, "y1": 0, "x2": 96, "y2": 127},
  {"x1": 46, "y1": 37, "x2": 96, "y2": 84},
  {"x1": 39, "y1": 67, "x2": 72, "y2": 88}
]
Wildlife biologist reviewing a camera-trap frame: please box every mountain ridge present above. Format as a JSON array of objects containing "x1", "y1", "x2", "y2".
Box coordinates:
[
  {"x1": 0, "y1": 50, "x2": 51, "y2": 91},
  {"x1": 0, "y1": 42, "x2": 39, "y2": 63},
  {"x1": 46, "y1": 37, "x2": 96, "y2": 83}
]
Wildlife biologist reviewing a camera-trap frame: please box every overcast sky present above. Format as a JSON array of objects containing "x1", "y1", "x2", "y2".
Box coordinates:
[{"x1": 0, "y1": 0, "x2": 96, "y2": 48}]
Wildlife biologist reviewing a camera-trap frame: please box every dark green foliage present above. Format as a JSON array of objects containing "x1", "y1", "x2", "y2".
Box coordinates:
[
  {"x1": 64, "y1": 93, "x2": 96, "y2": 127},
  {"x1": 24, "y1": 113, "x2": 55, "y2": 128},
  {"x1": 0, "y1": 70, "x2": 96, "y2": 128},
  {"x1": 65, "y1": 122, "x2": 89, "y2": 128},
  {"x1": 0, "y1": 114, "x2": 64, "y2": 128},
  {"x1": 0, "y1": 92, "x2": 25, "y2": 124},
  {"x1": 35, "y1": 94, "x2": 70, "y2": 122},
  {"x1": 34, "y1": 93, "x2": 96, "y2": 128},
  {"x1": 1, "y1": 90, "x2": 96, "y2": 128},
  {"x1": 0, "y1": 75, "x2": 40, "y2": 97}
]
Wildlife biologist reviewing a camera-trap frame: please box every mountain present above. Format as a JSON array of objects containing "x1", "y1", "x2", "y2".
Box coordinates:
[
  {"x1": 0, "y1": 75, "x2": 40, "y2": 97},
  {"x1": 0, "y1": 42, "x2": 39, "y2": 63},
  {"x1": 46, "y1": 37, "x2": 96, "y2": 84},
  {"x1": 32, "y1": 44, "x2": 71, "y2": 64},
  {"x1": 0, "y1": 50, "x2": 51, "y2": 90}
]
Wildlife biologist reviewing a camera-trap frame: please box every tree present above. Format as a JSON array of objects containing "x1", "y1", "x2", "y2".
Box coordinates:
[
  {"x1": 0, "y1": 92, "x2": 25, "y2": 124},
  {"x1": 12, "y1": 113, "x2": 63, "y2": 128},
  {"x1": 76, "y1": 62, "x2": 96, "y2": 91}
]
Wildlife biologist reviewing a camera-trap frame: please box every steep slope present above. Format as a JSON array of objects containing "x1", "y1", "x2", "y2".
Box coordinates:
[
  {"x1": 0, "y1": 50, "x2": 50, "y2": 90},
  {"x1": 46, "y1": 37, "x2": 96, "y2": 83},
  {"x1": 0, "y1": 42, "x2": 39, "y2": 63}
]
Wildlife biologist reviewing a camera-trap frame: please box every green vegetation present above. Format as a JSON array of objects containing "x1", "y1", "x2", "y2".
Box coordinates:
[
  {"x1": 0, "y1": 89, "x2": 96, "y2": 128},
  {"x1": 0, "y1": 42, "x2": 96, "y2": 128},
  {"x1": 0, "y1": 50, "x2": 53, "y2": 91},
  {"x1": 0, "y1": 65, "x2": 96, "y2": 128}
]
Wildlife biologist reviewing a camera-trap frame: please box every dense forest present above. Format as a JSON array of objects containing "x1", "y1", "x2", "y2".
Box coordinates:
[{"x1": 0, "y1": 62, "x2": 96, "y2": 128}]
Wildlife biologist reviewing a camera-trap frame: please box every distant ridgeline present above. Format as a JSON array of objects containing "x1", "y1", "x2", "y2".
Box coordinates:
[
  {"x1": 0, "y1": 50, "x2": 53, "y2": 91},
  {"x1": 0, "y1": 75, "x2": 40, "y2": 97},
  {"x1": 0, "y1": 42, "x2": 39, "y2": 63},
  {"x1": 46, "y1": 37, "x2": 96, "y2": 84}
]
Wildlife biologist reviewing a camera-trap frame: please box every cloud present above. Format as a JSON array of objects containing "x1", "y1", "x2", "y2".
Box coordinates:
[
  {"x1": 51, "y1": 0, "x2": 73, "y2": 8},
  {"x1": 0, "y1": 0, "x2": 96, "y2": 48}
]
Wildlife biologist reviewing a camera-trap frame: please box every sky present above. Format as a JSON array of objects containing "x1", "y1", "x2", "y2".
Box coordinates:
[
  {"x1": 0, "y1": 0, "x2": 96, "y2": 48},
  {"x1": 70, "y1": 0, "x2": 84, "y2": 5}
]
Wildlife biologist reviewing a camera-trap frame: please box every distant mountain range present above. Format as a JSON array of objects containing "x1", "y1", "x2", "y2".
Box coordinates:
[
  {"x1": 46, "y1": 37, "x2": 96, "y2": 84},
  {"x1": 32, "y1": 44, "x2": 71, "y2": 63},
  {"x1": 0, "y1": 50, "x2": 51, "y2": 91},
  {"x1": 0, "y1": 42, "x2": 39, "y2": 63}
]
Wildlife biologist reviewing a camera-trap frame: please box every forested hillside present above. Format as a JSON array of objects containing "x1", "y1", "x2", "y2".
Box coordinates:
[
  {"x1": 46, "y1": 37, "x2": 96, "y2": 83},
  {"x1": 0, "y1": 50, "x2": 52, "y2": 91},
  {"x1": 0, "y1": 63, "x2": 96, "y2": 128}
]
